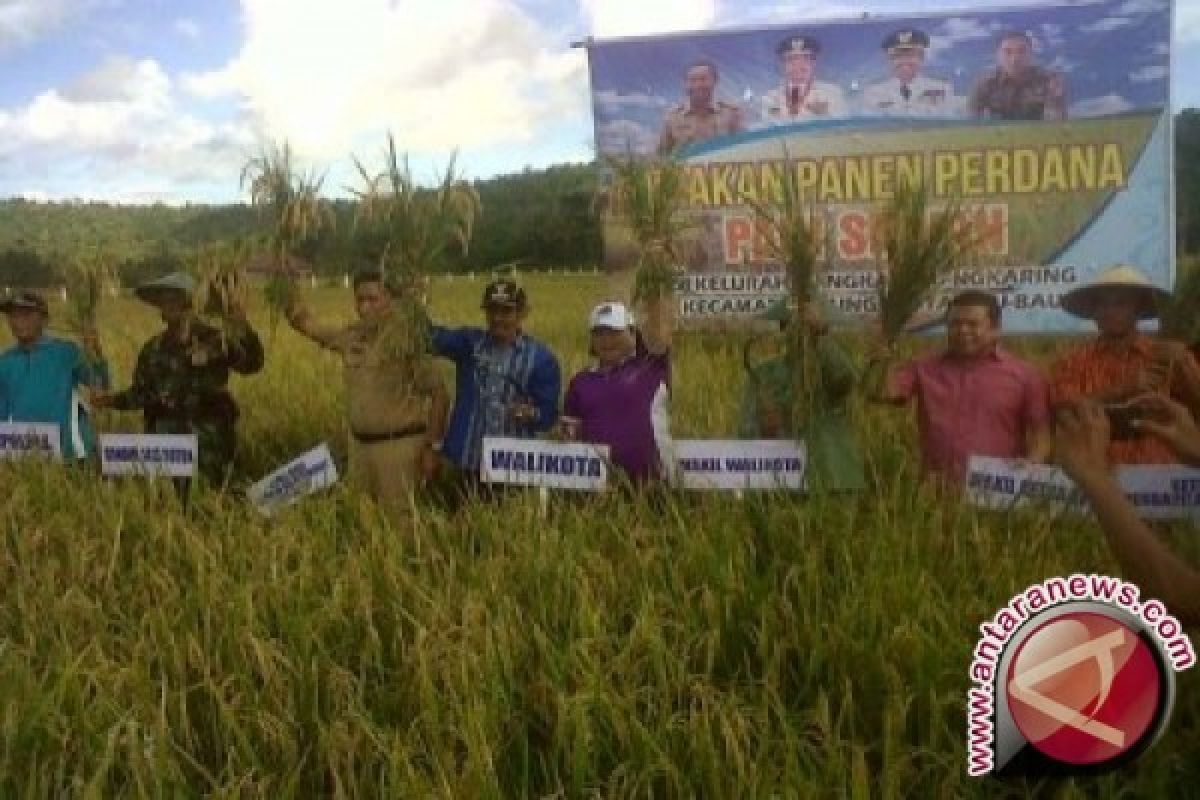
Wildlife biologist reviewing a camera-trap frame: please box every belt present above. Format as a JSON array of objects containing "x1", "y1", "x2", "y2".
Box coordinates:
[{"x1": 351, "y1": 423, "x2": 428, "y2": 444}]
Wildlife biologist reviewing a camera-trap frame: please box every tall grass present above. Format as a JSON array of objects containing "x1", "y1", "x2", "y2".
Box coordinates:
[{"x1": 1, "y1": 277, "x2": 1197, "y2": 797}]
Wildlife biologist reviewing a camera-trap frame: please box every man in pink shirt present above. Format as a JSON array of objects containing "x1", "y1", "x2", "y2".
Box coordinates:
[{"x1": 869, "y1": 291, "x2": 1051, "y2": 483}]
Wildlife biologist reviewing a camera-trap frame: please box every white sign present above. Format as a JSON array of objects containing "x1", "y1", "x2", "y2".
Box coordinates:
[
  {"x1": 965, "y1": 456, "x2": 1200, "y2": 519},
  {"x1": 481, "y1": 437, "x2": 609, "y2": 490},
  {"x1": 0, "y1": 422, "x2": 62, "y2": 461},
  {"x1": 100, "y1": 434, "x2": 198, "y2": 477},
  {"x1": 247, "y1": 443, "x2": 339, "y2": 515},
  {"x1": 672, "y1": 440, "x2": 807, "y2": 491}
]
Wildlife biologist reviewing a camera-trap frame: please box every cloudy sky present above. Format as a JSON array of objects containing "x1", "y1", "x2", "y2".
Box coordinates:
[{"x1": 1, "y1": 0, "x2": 1197, "y2": 204}]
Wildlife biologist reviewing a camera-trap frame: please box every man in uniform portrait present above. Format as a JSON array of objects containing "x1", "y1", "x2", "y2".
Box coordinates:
[
  {"x1": 861, "y1": 28, "x2": 958, "y2": 117},
  {"x1": 969, "y1": 29, "x2": 1067, "y2": 121},
  {"x1": 759, "y1": 34, "x2": 847, "y2": 124},
  {"x1": 657, "y1": 60, "x2": 743, "y2": 155}
]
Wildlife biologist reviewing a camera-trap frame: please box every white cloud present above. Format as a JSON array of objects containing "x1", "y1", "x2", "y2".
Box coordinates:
[
  {"x1": 1081, "y1": 16, "x2": 1133, "y2": 33},
  {"x1": 1129, "y1": 64, "x2": 1168, "y2": 83},
  {"x1": 174, "y1": 17, "x2": 201, "y2": 40},
  {"x1": 182, "y1": 0, "x2": 588, "y2": 165},
  {"x1": 1071, "y1": 93, "x2": 1133, "y2": 117},
  {"x1": 0, "y1": 55, "x2": 254, "y2": 190},
  {"x1": 582, "y1": 0, "x2": 717, "y2": 37},
  {"x1": 926, "y1": 16, "x2": 1001, "y2": 64}
]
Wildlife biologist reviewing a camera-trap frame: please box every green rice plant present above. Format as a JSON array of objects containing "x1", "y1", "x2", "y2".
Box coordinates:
[
  {"x1": 875, "y1": 179, "x2": 977, "y2": 344},
  {"x1": 603, "y1": 154, "x2": 690, "y2": 303}
]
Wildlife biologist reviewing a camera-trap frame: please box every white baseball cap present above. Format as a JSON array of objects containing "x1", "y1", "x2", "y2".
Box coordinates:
[{"x1": 588, "y1": 301, "x2": 635, "y2": 330}]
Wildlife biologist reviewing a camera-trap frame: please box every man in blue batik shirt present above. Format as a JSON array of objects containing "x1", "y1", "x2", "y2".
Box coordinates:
[
  {"x1": 430, "y1": 279, "x2": 561, "y2": 489},
  {"x1": 0, "y1": 289, "x2": 110, "y2": 460}
]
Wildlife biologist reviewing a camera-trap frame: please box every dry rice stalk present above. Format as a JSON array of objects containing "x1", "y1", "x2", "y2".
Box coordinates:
[
  {"x1": 875, "y1": 179, "x2": 977, "y2": 344},
  {"x1": 240, "y1": 140, "x2": 333, "y2": 324},
  {"x1": 62, "y1": 250, "x2": 116, "y2": 336},
  {"x1": 191, "y1": 240, "x2": 256, "y2": 356}
]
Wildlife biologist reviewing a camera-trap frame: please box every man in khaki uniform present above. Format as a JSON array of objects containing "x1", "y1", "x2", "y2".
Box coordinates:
[
  {"x1": 969, "y1": 30, "x2": 1067, "y2": 121},
  {"x1": 287, "y1": 270, "x2": 447, "y2": 520},
  {"x1": 759, "y1": 34, "x2": 847, "y2": 125},
  {"x1": 657, "y1": 60, "x2": 743, "y2": 155}
]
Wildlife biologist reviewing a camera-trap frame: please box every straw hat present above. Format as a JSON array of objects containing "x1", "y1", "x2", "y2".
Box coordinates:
[{"x1": 1060, "y1": 264, "x2": 1170, "y2": 321}]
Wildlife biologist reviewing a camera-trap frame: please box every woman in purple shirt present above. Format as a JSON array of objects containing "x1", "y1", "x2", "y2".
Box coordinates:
[{"x1": 561, "y1": 297, "x2": 671, "y2": 485}]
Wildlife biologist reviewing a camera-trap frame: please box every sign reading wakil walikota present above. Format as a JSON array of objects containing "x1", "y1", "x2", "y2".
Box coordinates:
[{"x1": 584, "y1": 0, "x2": 1172, "y2": 331}]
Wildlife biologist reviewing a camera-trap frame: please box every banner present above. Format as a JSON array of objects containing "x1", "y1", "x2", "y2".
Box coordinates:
[
  {"x1": 99, "y1": 434, "x2": 197, "y2": 478},
  {"x1": 247, "y1": 443, "x2": 339, "y2": 516},
  {"x1": 585, "y1": 0, "x2": 1173, "y2": 331},
  {"x1": 965, "y1": 456, "x2": 1200, "y2": 519},
  {"x1": 0, "y1": 422, "x2": 62, "y2": 461},
  {"x1": 481, "y1": 437, "x2": 610, "y2": 490},
  {"x1": 672, "y1": 439, "x2": 806, "y2": 490}
]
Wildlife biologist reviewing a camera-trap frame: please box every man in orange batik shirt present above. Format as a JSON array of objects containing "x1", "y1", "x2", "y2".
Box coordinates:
[{"x1": 1051, "y1": 265, "x2": 1200, "y2": 465}]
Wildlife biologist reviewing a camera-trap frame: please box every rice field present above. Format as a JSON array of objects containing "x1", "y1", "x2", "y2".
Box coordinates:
[{"x1": 2, "y1": 273, "x2": 1198, "y2": 798}]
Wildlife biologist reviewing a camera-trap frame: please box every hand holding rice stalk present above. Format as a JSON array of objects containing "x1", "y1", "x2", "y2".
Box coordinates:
[
  {"x1": 185, "y1": 240, "x2": 258, "y2": 362},
  {"x1": 875, "y1": 179, "x2": 977, "y2": 345},
  {"x1": 240, "y1": 140, "x2": 333, "y2": 326},
  {"x1": 747, "y1": 149, "x2": 824, "y2": 431},
  {"x1": 61, "y1": 250, "x2": 114, "y2": 381},
  {"x1": 350, "y1": 133, "x2": 480, "y2": 364},
  {"x1": 603, "y1": 154, "x2": 690, "y2": 303}
]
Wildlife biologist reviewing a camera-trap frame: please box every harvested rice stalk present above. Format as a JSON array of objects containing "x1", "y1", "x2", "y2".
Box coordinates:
[
  {"x1": 603, "y1": 154, "x2": 690, "y2": 303},
  {"x1": 875, "y1": 179, "x2": 977, "y2": 344}
]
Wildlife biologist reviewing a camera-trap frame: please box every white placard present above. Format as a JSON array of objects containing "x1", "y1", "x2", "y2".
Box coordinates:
[
  {"x1": 481, "y1": 436, "x2": 609, "y2": 490},
  {"x1": 965, "y1": 456, "x2": 1200, "y2": 519},
  {"x1": 100, "y1": 434, "x2": 198, "y2": 477},
  {"x1": 247, "y1": 443, "x2": 339, "y2": 515},
  {"x1": 671, "y1": 440, "x2": 807, "y2": 491},
  {"x1": 0, "y1": 422, "x2": 62, "y2": 461}
]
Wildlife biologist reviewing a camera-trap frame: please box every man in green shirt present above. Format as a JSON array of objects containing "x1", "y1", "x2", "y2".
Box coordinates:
[{"x1": 737, "y1": 296, "x2": 866, "y2": 491}]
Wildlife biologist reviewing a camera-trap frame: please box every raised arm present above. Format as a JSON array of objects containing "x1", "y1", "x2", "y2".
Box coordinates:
[
  {"x1": 640, "y1": 293, "x2": 673, "y2": 356},
  {"x1": 526, "y1": 349, "x2": 562, "y2": 434},
  {"x1": 1056, "y1": 398, "x2": 1200, "y2": 627},
  {"x1": 286, "y1": 296, "x2": 344, "y2": 351}
]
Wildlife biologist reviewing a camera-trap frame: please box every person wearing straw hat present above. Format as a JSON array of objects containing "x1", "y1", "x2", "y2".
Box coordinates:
[
  {"x1": 286, "y1": 267, "x2": 448, "y2": 520},
  {"x1": 92, "y1": 272, "x2": 264, "y2": 484},
  {"x1": 430, "y1": 278, "x2": 561, "y2": 493},
  {"x1": 0, "y1": 289, "x2": 109, "y2": 460},
  {"x1": 559, "y1": 296, "x2": 672, "y2": 486},
  {"x1": 869, "y1": 290, "x2": 1051, "y2": 484},
  {"x1": 737, "y1": 295, "x2": 865, "y2": 491},
  {"x1": 1051, "y1": 264, "x2": 1200, "y2": 465}
]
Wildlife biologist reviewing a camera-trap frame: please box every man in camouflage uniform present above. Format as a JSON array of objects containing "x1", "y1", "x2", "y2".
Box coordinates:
[
  {"x1": 969, "y1": 30, "x2": 1067, "y2": 121},
  {"x1": 95, "y1": 272, "x2": 264, "y2": 485},
  {"x1": 286, "y1": 269, "x2": 447, "y2": 520},
  {"x1": 657, "y1": 60, "x2": 743, "y2": 155}
]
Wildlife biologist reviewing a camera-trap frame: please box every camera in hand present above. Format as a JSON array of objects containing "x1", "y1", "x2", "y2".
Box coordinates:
[{"x1": 1104, "y1": 402, "x2": 1145, "y2": 441}]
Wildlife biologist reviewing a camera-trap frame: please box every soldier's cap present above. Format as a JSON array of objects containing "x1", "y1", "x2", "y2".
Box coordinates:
[
  {"x1": 777, "y1": 34, "x2": 820, "y2": 58},
  {"x1": 134, "y1": 271, "x2": 195, "y2": 307},
  {"x1": 883, "y1": 28, "x2": 930, "y2": 53},
  {"x1": 0, "y1": 288, "x2": 49, "y2": 315},
  {"x1": 481, "y1": 279, "x2": 528, "y2": 310},
  {"x1": 1060, "y1": 264, "x2": 1171, "y2": 322}
]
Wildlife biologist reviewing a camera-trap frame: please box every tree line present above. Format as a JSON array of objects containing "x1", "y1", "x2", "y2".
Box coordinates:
[{"x1": 1, "y1": 109, "x2": 1199, "y2": 287}]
